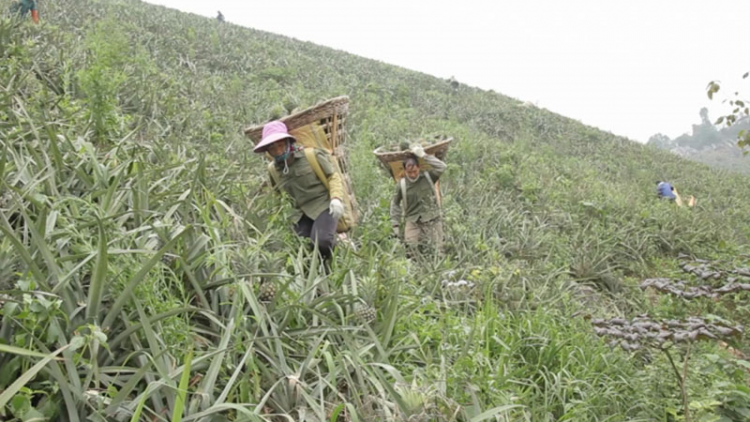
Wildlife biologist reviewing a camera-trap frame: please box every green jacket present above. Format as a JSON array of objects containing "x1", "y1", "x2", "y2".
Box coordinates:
[
  {"x1": 272, "y1": 148, "x2": 337, "y2": 222},
  {"x1": 11, "y1": 0, "x2": 36, "y2": 15},
  {"x1": 390, "y1": 154, "x2": 446, "y2": 226}
]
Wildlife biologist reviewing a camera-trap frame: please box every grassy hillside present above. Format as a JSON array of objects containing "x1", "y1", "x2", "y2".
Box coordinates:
[{"x1": 2, "y1": 0, "x2": 750, "y2": 420}]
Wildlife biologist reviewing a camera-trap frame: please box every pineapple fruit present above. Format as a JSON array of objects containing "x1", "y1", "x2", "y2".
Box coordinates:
[
  {"x1": 354, "y1": 304, "x2": 377, "y2": 324},
  {"x1": 258, "y1": 282, "x2": 276, "y2": 302}
]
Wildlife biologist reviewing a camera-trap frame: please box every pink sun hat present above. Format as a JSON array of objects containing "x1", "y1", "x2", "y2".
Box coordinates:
[{"x1": 253, "y1": 121, "x2": 296, "y2": 153}]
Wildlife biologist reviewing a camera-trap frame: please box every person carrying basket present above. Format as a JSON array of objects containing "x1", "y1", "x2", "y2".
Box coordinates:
[
  {"x1": 390, "y1": 144, "x2": 446, "y2": 257},
  {"x1": 254, "y1": 121, "x2": 345, "y2": 260}
]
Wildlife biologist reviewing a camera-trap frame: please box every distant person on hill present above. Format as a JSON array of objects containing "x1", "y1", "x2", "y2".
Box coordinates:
[
  {"x1": 10, "y1": 0, "x2": 39, "y2": 23},
  {"x1": 216, "y1": 11, "x2": 225, "y2": 22},
  {"x1": 390, "y1": 145, "x2": 446, "y2": 257},
  {"x1": 254, "y1": 121, "x2": 345, "y2": 260},
  {"x1": 656, "y1": 181, "x2": 696, "y2": 208},
  {"x1": 656, "y1": 181, "x2": 676, "y2": 200}
]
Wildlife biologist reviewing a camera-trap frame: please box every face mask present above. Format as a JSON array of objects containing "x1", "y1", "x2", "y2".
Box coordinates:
[{"x1": 274, "y1": 141, "x2": 291, "y2": 162}]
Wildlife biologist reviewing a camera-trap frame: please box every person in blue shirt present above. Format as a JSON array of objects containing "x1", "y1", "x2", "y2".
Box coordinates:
[
  {"x1": 656, "y1": 181, "x2": 695, "y2": 207},
  {"x1": 656, "y1": 181, "x2": 676, "y2": 200}
]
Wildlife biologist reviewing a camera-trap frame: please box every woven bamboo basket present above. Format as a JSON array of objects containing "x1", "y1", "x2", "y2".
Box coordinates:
[
  {"x1": 373, "y1": 137, "x2": 453, "y2": 182},
  {"x1": 244, "y1": 96, "x2": 350, "y2": 150},
  {"x1": 373, "y1": 138, "x2": 453, "y2": 167},
  {"x1": 373, "y1": 137, "x2": 452, "y2": 166}
]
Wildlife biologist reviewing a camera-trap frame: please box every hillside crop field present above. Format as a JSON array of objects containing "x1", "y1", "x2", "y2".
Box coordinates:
[{"x1": 2, "y1": 0, "x2": 750, "y2": 421}]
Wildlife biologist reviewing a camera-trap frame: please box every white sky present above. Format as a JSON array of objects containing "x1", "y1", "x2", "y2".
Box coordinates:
[{"x1": 143, "y1": 0, "x2": 749, "y2": 143}]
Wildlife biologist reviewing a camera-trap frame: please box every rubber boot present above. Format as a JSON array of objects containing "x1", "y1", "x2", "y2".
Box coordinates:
[{"x1": 31, "y1": 9, "x2": 39, "y2": 24}]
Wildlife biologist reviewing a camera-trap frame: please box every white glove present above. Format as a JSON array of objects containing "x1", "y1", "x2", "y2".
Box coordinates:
[
  {"x1": 410, "y1": 144, "x2": 426, "y2": 158},
  {"x1": 329, "y1": 198, "x2": 345, "y2": 220}
]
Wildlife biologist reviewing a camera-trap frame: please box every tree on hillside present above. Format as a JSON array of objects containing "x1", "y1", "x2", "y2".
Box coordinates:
[
  {"x1": 707, "y1": 71, "x2": 750, "y2": 151},
  {"x1": 699, "y1": 107, "x2": 710, "y2": 125},
  {"x1": 720, "y1": 116, "x2": 750, "y2": 141},
  {"x1": 649, "y1": 109, "x2": 723, "y2": 151},
  {"x1": 647, "y1": 133, "x2": 672, "y2": 149},
  {"x1": 685, "y1": 107, "x2": 722, "y2": 148}
]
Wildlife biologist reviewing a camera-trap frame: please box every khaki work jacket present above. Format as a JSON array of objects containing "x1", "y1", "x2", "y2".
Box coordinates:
[
  {"x1": 272, "y1": 149, "x2": 343, "y2": 221},
  {"x1": 390, "y1": 154, "x2": 446, "y2": 227}
]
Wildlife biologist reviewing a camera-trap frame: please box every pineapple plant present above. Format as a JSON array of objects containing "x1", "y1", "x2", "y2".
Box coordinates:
[{"x1": 353, "y1": 276, "x2": 378, "y2": 324}]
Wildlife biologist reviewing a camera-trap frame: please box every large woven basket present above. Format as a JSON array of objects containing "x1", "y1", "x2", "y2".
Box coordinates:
[
  {"x1": 244, "y1": 96, "x2": 350, "y2": 150},
  {"x1": 373, "y1": 137, "x2": 453, "y2": 182},
  {"x1": 373, "y1": 137, "x2": 453, "y2": 167}
]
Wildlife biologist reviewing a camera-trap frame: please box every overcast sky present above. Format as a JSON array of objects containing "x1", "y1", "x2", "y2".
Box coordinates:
[{"x1": 143, "y1": 0, "x2": 748, "y2": 143}]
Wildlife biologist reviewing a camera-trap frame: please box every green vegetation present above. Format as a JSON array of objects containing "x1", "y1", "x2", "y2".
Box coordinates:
[
  {"x1": 707, "y1": 72, "x2": 750, "y2": 150},
  {"x1": 2, "y1": 0, "x2": 750, "y2": 420}
]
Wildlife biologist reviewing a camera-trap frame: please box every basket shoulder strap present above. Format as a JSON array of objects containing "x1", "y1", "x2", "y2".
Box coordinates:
[
  {"x1": 424, "y1": 171, "x2": 434, "y2": 187},
  {"x1": 304, "y1": 148, "x2": 330, "y2": 191},
  {"x1": 423, "y1": 172, "x2": 441, "y2": 207},
  {"x1": 400, "y1": 177, "x2": 407, "y2": 216}
]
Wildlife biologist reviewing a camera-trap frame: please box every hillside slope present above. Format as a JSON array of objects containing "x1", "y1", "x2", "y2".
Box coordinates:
[{"x1": 2, "y1": 0, "x2": 750, "y2": 420}]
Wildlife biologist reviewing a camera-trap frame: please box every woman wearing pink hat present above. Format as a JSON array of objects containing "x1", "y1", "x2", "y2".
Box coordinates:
[{"x1": 254, "y1": 121, "x2": 345, "y2": 259}]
